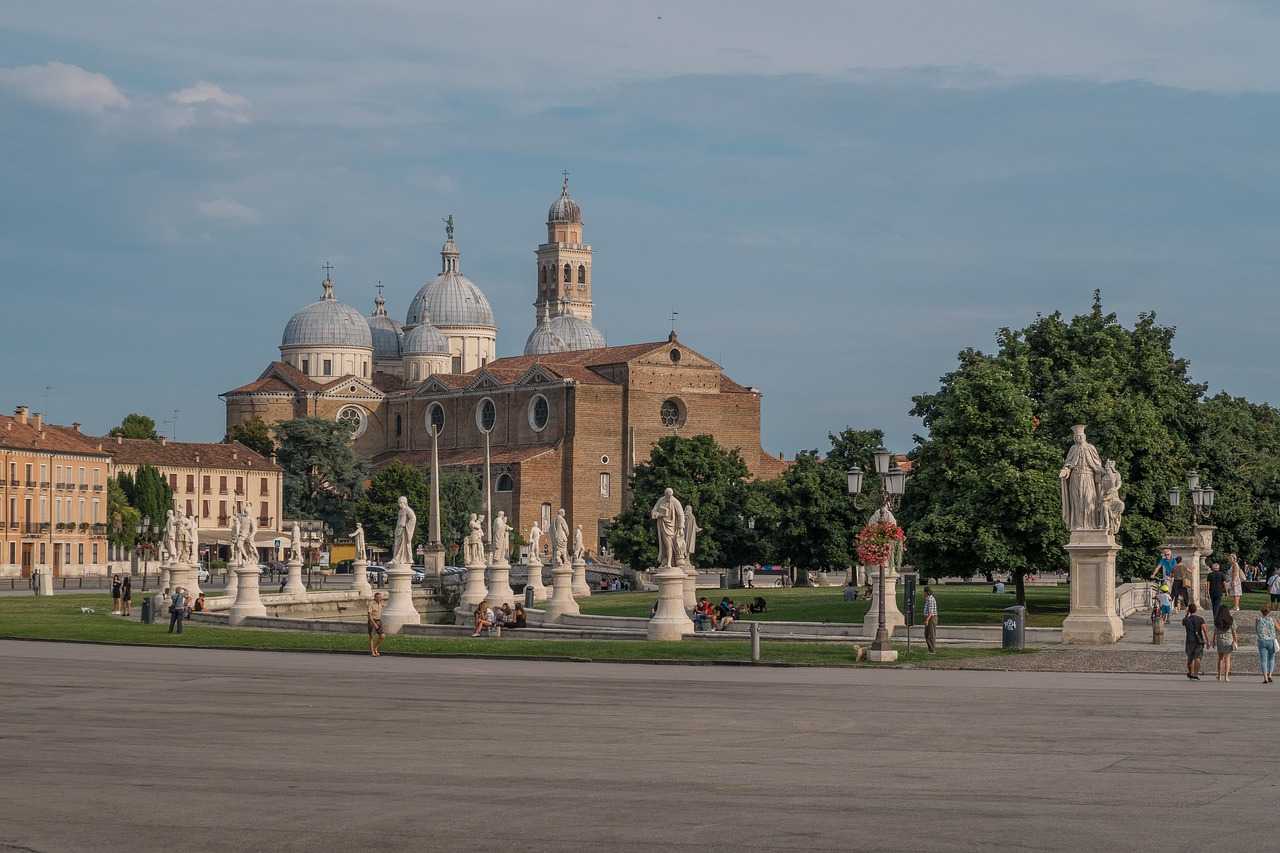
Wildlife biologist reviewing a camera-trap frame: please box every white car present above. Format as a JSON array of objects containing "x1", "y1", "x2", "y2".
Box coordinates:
[{"x1": 197, "y1": 566, "x2": 211, "y2": 582}]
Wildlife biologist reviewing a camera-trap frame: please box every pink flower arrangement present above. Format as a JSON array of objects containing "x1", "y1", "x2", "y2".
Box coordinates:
[{"x1": 855, "y1": 521, "x2": 905, "y2": 566}]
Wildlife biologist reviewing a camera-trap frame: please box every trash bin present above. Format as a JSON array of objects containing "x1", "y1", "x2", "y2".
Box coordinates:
[
  {"x1": 524, "y1": 585, "x2": 535, "y2": 607},
  {"x1": 141, "y1": 597, "x2": 153, "y2": 625},
  {"x1": 1002, "y1": 605, "x2": 1026, "y2": 650}
]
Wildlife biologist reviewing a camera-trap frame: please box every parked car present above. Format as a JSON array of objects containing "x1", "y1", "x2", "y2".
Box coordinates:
[
  {"x1": 410, "y1": 566, "x2": 426, "y2": 584},
  {"x1": 366, "y1": 564, "x2": 388, "y2": 584},
  {"x1": 334, "y1": 559, "x2": 355, "y2": 575}
]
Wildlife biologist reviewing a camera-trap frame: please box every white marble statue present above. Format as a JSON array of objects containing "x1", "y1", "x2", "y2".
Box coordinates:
[
  {"x1": 553, "y1": 508, "x2": 570, "y2": 567},
  {"x1": 392, "y1": 497, "x2": 416, "y2": 565},
  {"x1": 529, "y1": 523, "x2": 543, "y2": 559},
  {"x1": 290, "y1": 521, "x2": 302, "y2": 562},
  {"x1": 173, "y1": 508, "x2": 189, "y2": 562},
  {"x1": 493, "y1": 511, "x2": 510, "y2": 563},
  {"x1": 185, "y1": 513, "x2": 199, "y2": 564},
  {"x1": 650, "y1": 488, "x2": 686, "y2": 569},
  {"x1": 1101, "y1": 460, "x2": 1125, "y2": 535},
  {"x1": 228, "y1": 510, "x2": 242, "y2": 564},
  {"x1": 1059, "y1": 424, "x2": 1105, "y2": 531},
  {"x1": 163, "y1": 509, "x2": 177, "y2": 563},
  {"x1": 464, "y1": 513, "x2": 485, "y2": 565},
  {"x1": 572, "y1": 524, "x2": 585, "y2": 562},
  {"x1": 351, "y1": 522, "x2": 366, "y2": 561},
  {"x1": 684, "y1": 504, "x2": 702, "y2": 561},
  {"x1": 239, "y1": 506, "x2": 258, "y2": 566}
]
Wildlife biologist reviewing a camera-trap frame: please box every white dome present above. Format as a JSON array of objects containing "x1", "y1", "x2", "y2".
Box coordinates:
[
  {"x1": 282, "y1": 279, "x2": 372, "y2": 350},
  {"x1": 547, "y1": 313, "x2": 605, "y2": 350},
  {"x1": 366, "y1": 292, "x2": 403, "y2": 360},
  {"x1": 406, "y1": 234, "x2": 495, "y2": 329},
  {"x1": 404, "y1": 321, "x2": 450, "y2": 355}
]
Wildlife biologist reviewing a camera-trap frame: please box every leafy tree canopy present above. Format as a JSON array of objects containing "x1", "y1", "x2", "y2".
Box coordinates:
[
  {"x1": 106, "y1": 478, "x2": 140, "y2": 550},
  {"x1": 226, "y1": 417, "x2": 275, "y2": 458},
  {"x1": 108, "y1": 413, "x2": 160, "y2": 440},
  {"x1": 274, "y1": 417, "x2": 366, "y2": 534}
]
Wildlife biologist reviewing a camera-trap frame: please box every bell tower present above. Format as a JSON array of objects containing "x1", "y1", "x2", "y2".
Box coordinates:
[{"x1": 535, "y1": 173, "x2": 593, "y2": 324}]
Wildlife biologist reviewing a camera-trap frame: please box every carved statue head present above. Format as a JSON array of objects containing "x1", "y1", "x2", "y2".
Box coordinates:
[
  {"x1": 557, "y1": 508, "x2": 566, "y2": 518},
  {"x1": 397, "y1": 496, "x2": 408, "y2": 508},
  {"x1": 1071, "y1": 424, "x2": 1086, "y2": 444},
  {"x1": 663, "y1": 487, "x2": 674, "y2": 498}
]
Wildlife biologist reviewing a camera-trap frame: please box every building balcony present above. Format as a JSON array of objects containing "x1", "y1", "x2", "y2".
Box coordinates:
[
  {"x1": 217, "y1": 516, "x2": 230, "y2": 526},
  {"x1": 219, "y1": 488, "x2": 228, "y2": 495},
  {"x1": 25, "y1": 480, "x2": 36, "y2": 487},
  {"x1": 91, "y1": 523, "x2": 107, "y2": 535},
  {"x1": 8, "y1": 479, "x2": 18, "y2": 486},
  {"x1": 78, "y1": 484, "x2": 88, "y2": 491},
  {"x1": 92, "y1": 484, "x2": 103, "y2": 492},
  {"x1": 258, "y1": 517, "x2": 272, "y2": 528},
  {"x1": 22, "y1": 522, "x2": 49, "y2": 535},
  {"x1": 7, "y1": 521, "x2": 17, "y2": 529},
  {"x1": 40, "y1": 480, "x2": 50, "y2": 488}
]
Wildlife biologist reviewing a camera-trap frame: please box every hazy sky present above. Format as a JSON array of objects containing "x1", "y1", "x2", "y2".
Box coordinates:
[{"x1": 3, "y1": 2, "x2": 1279, "y2": 456}]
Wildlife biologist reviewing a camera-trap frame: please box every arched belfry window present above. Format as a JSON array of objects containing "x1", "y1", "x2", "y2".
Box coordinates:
[
  {"x1": 563, "y1": 263, "x2": 572, "y2": 283},
  {"x1": 540, "y1": 266, "x2": 547, "y2": 284},
  {"x1": 578, "y1": 264, "x2": 586, "y2": 284}
]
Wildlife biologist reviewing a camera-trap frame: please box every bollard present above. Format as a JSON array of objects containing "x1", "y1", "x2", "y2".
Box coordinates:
[
  {"x1": 524, "y1": 584, "x2": 535, "y2": 607},
  {"x1": 1153, "y1": 613, "x2": 1165, "y2": 644},
  {"x1": 750, "y1": 621, "x2": 761, "y2": 663}
]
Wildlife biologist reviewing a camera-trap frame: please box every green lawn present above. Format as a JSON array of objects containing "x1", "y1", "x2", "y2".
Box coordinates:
[
  {"x1": 581, "y1": 583, "x2": 1072, "y2": 627},
  {"x1": 0, "y1": 594, "x2": 1023, "y2": 667}
]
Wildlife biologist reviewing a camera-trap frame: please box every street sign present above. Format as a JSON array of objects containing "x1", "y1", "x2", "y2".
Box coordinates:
[{"x1": 273, "y1": 538, "x2": 282, "y2": 549}]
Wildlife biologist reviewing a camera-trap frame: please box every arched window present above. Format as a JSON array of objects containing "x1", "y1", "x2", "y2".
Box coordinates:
[
  {"x1": 426, "y1": 402, "x2": 446, "y2": 435},
  {"x1": 528, "y1": 394, "x2": 550, "y2": 432},
  {"x1": 540, "y1": 266, "x2": 547, "y2": 284},
  {"x1": 563, "y1": 263, "x2": 572, "y2": 283},
  {"x1": 337, "y1": 405, "x2": 368, "y2": 438},
  {"x1": 475, "y1": 397, "x2": 497, "y2": 434},
  {"x1": 578, "y1": 264, "x2": 586, "y2": 284},
  {"x1": 660, "y1": 397, "x2": 686, "y2": 429},
  {"x1": 395, "y1": 414, "x2": 402, "y2": 437},
  {"x1": 495, "y1": 473, "x2": 513, "y2": 493}
]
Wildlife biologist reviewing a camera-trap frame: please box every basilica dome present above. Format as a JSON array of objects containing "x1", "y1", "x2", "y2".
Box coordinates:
[
  {"x1": 282, "y1": 278, "x2": 373, "y2": 350},
  {"x1": 366, "y1": 292, "x2": 403, "y2": 361},
  {"x1": 403, "y1": 319, "x2": 450, "y2": 355},
  {"x1": 406, "y1": 237, "x2": 495, "y2": 329},
  {"x1": 524, "y1": 303, "x2": 605, "y2": 355},
  {"x1": 547, "y1": 178, "x2": 581, "y2": 223},
  {"x1": 523, "y1": 306, "x2": 568, "y2": 356}
]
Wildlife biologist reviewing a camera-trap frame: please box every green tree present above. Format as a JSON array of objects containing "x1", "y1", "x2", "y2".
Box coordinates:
[
  {"x1": 106, "y1": 477, "x2": 140, "y2": 552},
  {"x1": 352, "y1": 462, "x2": 430, "y2": 554},
  {"x1": 108, "y1": 413, "x2": 160, "y2": 440},
  {"x1": 900, "y1": 354, "x2": 1065, "y2": 603},
  {"x1": 437, "y1": 469, "x2": 482, "y2": 560},
  {"x1": 226, "y1": 417, "x2": 275, "y2": 458},
  {"x1": 606, "y1": 435, "x2": 755, "y2": 571},
  {"x1": 274, "y1": 417, "x2": 366, "y2": 533},
  {"x1": 771, "y1": 451, "x2": 857, "y2": 580},
  {"x1": 123, "y1": 465, "x2": 174, "y2": 534}
]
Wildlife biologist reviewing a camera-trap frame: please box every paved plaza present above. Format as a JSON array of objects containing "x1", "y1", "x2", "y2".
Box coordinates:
[{"x1": 2, "y1": 641, "x2": 1276, "y2": 852}]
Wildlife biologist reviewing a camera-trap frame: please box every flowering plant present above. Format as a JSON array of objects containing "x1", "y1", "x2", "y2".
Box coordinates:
[{"x1": 855, "y1": 521, "x2": 905, "y2": 566}]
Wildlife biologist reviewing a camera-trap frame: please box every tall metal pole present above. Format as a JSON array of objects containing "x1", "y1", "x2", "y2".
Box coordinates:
[
  {"x1": 429, "y1": 426, "x2": 441, "y2": 547},
  {"x1": 483, "y1": 431, "x2": 492, "y2": 559},
  {"x1": 872, "y1": 497, "x2": 892, "y2": 655}
]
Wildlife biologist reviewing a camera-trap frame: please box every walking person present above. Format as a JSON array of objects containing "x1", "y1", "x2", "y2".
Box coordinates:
[
  {"x1": 923, "y1": 586, "x2": 938, "y2": 653},
  {"x1": 1183, "y1": 603, "x2": 1208, "y2": 680},
  {"x1": 1268, "y1": 569, "x2": 1280, "y2": 607},
  {"x1": 1213, "y1": 606, "x2": 1238, "y2": 682},
  {"x1": 120, "y1": 575, "x2": 132, "y2": 617},
  {"x1": 110, "y1": 574, "x2": 122, "y2": 615},
  {"x1": 1171, "y1": 557, "x2": 1189, "y2": 612},
  {"x1": 367, "y1": 592, "x2": 385, "y2": 657},
  {"x1": 1206, "y1": 562, "x2": 1227, "y2": 616},
  {"x1": 1229, "y1": 554, "x2": 1245, "y2": 613},
  {"x1": 1256, "y1": 605, "x2": 1277, "y2": 684},
  {"x1": 167, "y1": 587, "x2": 187, "y2": 634}
]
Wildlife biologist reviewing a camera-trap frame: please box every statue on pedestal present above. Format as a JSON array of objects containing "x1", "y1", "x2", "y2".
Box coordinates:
[
  {"x1": 239, "y1": 505, "x2": 258, "y2": 566},
  {"x1": 392, "y1": 497, "x2": 416, "y2": 565},
  {"x1": 163, "y1": 509, "x2": 177, "y2": 563},
  {"x1": 650, "y1": 488, "x2": 685, "y2": 568},
  {"x1": 493, "y1": 512, "x2": 510, "y2": 564},
  {"x1": 351, "y1": 522, "x2": 366, "y2": 561},
  {"x1": 572, "y1": 524, "x2": 585, "y2": 562},
  {"x1": 184, "y1": 513, "x2": 199, "y2": 564},
  {"x1": 684, "y1": 504, "x2": 702, "y2": 563},
  {"x1": 464, "y1": 513, "x2": 485, "y2": 565},
  {"x1": 228, "y1": 510, "x2": 242, "y2": 565},
  {"x1": 173, "y1": 508, "x2": 189, "y2": 563},
  {"x1": 1059, "y1": 424, "x2": 1105, "y2": 531},
  {"x1": 553, "y1": 508, "x2": 570, "y2": 566},
  {"x1": 528, "y1": 523, "x2": 543, "y2": 561},
  {"x1": 1101, "y1": 460, "x2": 1125, "y2": 535},
  {"x1": 290, "y1": 521, "x2": 303, "y2": 562}
]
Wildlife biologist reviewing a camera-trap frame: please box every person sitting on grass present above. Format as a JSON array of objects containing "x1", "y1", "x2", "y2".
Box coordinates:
[
  {"x1": 716, "y1": 597, "x2": 737, "y2": 631},
  {"x1": 193, "y1": 592, "x2": 206, "y2": 612},
  {"x1": 750, "y1": 596, "x2": 767, "y2": 614},
  {"x1": 694, "y1": 597, "x2": 718, "y2": 630},
  {"x1": 472, "y1": 601, "x2": 494, "y2": 637},
  {"x1": 496, "y1": 603, "x2": 513, "y2": 628},
  {"x1": 511, "y1": 603, "x2": 527, "y2": 629}
]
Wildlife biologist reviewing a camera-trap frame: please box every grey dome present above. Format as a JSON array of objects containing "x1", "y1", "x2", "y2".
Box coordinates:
[
  {"x1": 406, "y1": 235, "x2": 495, "y2": 329},
  {"x1": 547, "y1": 313, "x2": 606, "y2": 350},
  {"x1": 367, "y1": 292, "x2": 403, "y2": 360},
  {"x1": 403, "y1": 320, "x2": 449, "y2": 355},
  {"x1": 548, "y1": 176, "x2": 581, "y2": 223},
  {"x1": 282, "y1": 279, "x2": 373, "y2": 349},
  {"x1": 524, "y1": 320, "x2": 568, "y2": 356}
]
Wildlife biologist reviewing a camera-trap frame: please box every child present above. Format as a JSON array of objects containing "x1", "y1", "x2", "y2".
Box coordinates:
[{"x1": 1157, "y1": 585, "x2": 1173, "y2": 624}]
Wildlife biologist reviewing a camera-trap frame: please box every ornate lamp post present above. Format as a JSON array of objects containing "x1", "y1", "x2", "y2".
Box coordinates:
[
  {"x1": 847, "y1": 447, "x2": 908, "y2": 663},
  {"x1": 1167, "y1": 470, "x2": 1216, "y2": 609},
  {"x1": 1168, "y1": 470, "x2": 1215, "y2": 525}
]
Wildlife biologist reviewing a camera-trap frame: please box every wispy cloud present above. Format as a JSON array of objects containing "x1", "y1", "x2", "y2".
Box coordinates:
[
  {"x1": 0, "y1": 61, "x2": 127, "y2": 113},
  {"x1": 197, "y1": 198, "x2": 261, "y2": 225},
  {"x1": 166, "y1": 81, "x2": 250, "y2": 127}
]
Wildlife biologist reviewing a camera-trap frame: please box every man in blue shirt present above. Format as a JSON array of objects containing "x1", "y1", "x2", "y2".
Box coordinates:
[
  {"x1": 168, "y1": 587, "x2": 187, "y2": 634},
  {"x1": 1152, "y1": 548, "x2": 1177, "y2": 585}
]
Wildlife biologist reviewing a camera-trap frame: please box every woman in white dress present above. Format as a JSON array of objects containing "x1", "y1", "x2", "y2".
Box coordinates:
[{"x1": 1229, "y1": 554, "x2": 1245, "y2": 612}]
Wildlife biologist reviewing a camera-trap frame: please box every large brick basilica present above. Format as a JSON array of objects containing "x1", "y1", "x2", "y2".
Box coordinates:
[{"x1": 223, "y1": 178, "x2": 784, "y2": 556}]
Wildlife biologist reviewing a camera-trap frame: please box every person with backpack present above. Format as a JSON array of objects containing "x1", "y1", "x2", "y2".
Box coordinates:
[
  {"x1": 1214, "y1": 606, "x2": 1238, "y2": 682},
  {"x1": 1182, "y1": 603, "x2": 1208, "y2": 680}
]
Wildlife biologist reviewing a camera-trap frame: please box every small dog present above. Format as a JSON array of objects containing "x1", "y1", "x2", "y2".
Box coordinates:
[{"x1": 80, "y1": 607, "x2": 96, "y2": 614}]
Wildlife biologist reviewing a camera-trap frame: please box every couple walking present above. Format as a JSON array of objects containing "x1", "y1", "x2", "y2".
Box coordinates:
[{"x1": 1183, "y1": 602, "x2": 1277, "y2": 684}]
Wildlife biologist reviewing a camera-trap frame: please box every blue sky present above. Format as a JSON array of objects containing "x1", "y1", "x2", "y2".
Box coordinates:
[{"x1": 3, "y1": 2, "x2": 1279, "y2": 456}]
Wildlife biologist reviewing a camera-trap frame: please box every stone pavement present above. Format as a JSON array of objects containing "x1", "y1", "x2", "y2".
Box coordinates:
[{"x1": 3, "y1": 640, "x2": 1280, "y2": 852}]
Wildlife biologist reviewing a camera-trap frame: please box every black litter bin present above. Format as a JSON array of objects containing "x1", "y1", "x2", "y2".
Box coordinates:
[
  {"x1": 1002, "y1": 605, "x2": 1026, "y2": 650},
  {"x1": 525, "y1": 585, "x2": 535, "y2": 607},
  {"x1": 141, "y1": 597, "x2": 153, "y2": 625}
]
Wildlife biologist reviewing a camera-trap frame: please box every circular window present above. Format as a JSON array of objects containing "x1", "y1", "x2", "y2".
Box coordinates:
[
  {"x1": 528, "y1": 394, "x2": 550, "y2": 432},
  {"x1": 660, "y1": 398, "x2": 686, "y2": 429},
  {"x1": 600, "y1": 454, "x2": 610, "y2": 465},
  {"x1": 337, "y1": 405, "x2": 368, "y2": 439},
  {"x1": 670, "y1": 348, "x2": 681, "y2": 364},
  {"x1": 475, "y1": 397, "x2": 497, "y2": 433},
  {"x1": 426, "y1": 403, "x2": 445, "y2": 436}
]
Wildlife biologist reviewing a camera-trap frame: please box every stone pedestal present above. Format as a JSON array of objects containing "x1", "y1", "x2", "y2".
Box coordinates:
[
  {"x1": 284, "y1": 558, "x2": 306, "y2": 597},
  {"x1": 524, "y1": 555, "x2": 548, "y2": 602},
  {"x1": 159, "y1": 565, "x2": 171, "y2": 592},
  {"x1": 420, "y1": 543, "x2": 445, "y2": 583},
  {"x1": 460, "y1": 558, "x2": 489, "y2": 609},
  {"x1": 224, "y1": 561, "x2": 240, "y2": 603},
  {"x1": 571, "y1": 557, "x2": 591, "y2": 597},
  {"x1": 1062, "y1": 529, "x2": 1124, "y2": 644},
  {"x1": 486, "y1": 558, "x2": 515, "y2": 608},
  {"x1": 543, "y1": 560, "x2": 580, "y2": 621},
  {"x1": 681, "y1": 560, "x2": 697, "y2": 609},
  {"x1": 36, "y1": 569, "x2": 54, "y2": 596},
  {"x1": 380, "y1": 561, "x2": 421, "y2": 634},
  {"x1": 352, "y1": 558, "x2": 372, "y2": 598},
  {"x1": 861, "y1": 564, "x2": 904, "y2": 638},
  {"x1": 867, "y1": 646, "x2": 899, "y2": 663},
  {"x1": 228, "y1": 564, "x2": 267, "y2": 626},
  {"x1": 167, "y1": 561, "x2": 199, "y2": 597},
  {"x1": 1166, "y1": 525, "x2": 1215, "y2": 610},
  {"x1": 648, "y1": 566, "x2": 694, "y2": 641}
]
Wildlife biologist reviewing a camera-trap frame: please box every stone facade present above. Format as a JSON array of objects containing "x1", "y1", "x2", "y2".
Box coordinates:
[{"x1": 1, "y1": 406, "x2": 111, "y2": 577}]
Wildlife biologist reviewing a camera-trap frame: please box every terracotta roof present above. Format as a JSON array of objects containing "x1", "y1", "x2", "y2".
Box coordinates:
[
  {"x1": 101, "y1": 436, "x2": 280, "y2": 472},
  {"x1": 719, "y1": 375, "x2": 754, "y2": 394},
  {"x1": 223, "y1": 361, "x2": 324, "y2": 396},
  {"x1": 0, "y1": 414, "x2": 109, "y2": 456},
  {"x1": 373, "y1": 445, "x2": 558, "y2": 469},
  {"x1": 479, "y1": 341, "x2": 670, "y2": 380},
  {"x1": 372, "y1": 371, "x2": 405, "y2": 393}
]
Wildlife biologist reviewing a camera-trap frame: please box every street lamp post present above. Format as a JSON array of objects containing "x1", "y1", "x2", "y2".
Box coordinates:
[
  {"x1": 1167, "y1": 470, "x2": 1216, "y2": 609},
  {"x1": 847, "y1": 447, "x2": 909, "y2": 662}
]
